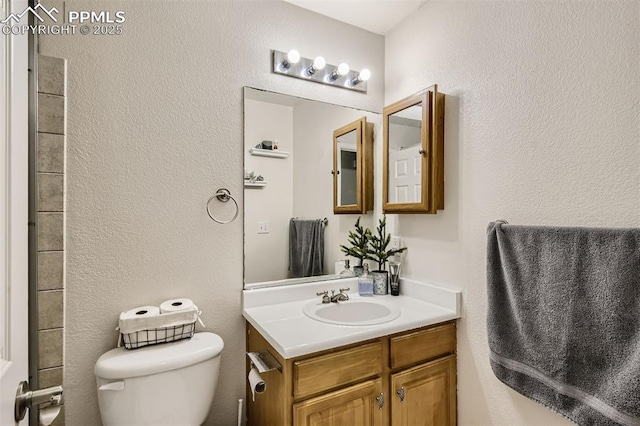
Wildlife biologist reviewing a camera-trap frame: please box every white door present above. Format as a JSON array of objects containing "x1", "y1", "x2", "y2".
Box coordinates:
[
  {"x1": 388, "y1": 145, "x2": 422, "y2": 203},
  {"x1": 0, "y1": 0, "x2": 30, "y2": 424}
]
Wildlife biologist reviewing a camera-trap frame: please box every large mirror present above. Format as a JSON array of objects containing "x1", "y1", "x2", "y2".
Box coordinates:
[
  {"x1": 243, "y1": 87, "x2": 379, "y2": 287},
  {"x1": 333, "y1": 117, "x2": 373, "y2": 214},
  {"x1": 383, "y1": 85, "x2": 445, "y2": 214}
]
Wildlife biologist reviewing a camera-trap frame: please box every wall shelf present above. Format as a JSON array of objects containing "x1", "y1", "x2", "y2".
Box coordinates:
[
  {"x1": 249, "y1": 148, "x2": 289, "y2": 159},
  {"x1": 244, "y1": 180, "x2": 268, "y2": 188}
]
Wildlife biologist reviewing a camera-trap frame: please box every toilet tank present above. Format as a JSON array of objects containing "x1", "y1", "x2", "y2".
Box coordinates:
[{"x1": 94, "y1": 332, "x2": 224, "y2": 426}]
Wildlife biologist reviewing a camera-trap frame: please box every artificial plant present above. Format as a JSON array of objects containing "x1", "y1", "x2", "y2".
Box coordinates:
[
  {"x1": 339, "y1": 217, "x2": 372, "y2": 267},
  {"x1": 367, "y1": 215, "x2": 407, "y2": 271}
]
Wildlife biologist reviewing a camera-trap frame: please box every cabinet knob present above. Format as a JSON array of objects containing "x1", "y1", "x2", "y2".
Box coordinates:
[
  {"x1": 418, "y1": 148, "x2": 425, "y2": 155},
  {"x1": 376, "y1": 392, "x2": 384, "y2": 409},
  {"x1": 396, "y1": 386, "x2": 405, "y2": 402}
]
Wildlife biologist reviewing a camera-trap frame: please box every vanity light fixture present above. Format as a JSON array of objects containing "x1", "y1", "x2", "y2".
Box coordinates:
[
  {"x1": 272, "y1": 49, "x2": 369, "y2": 93},
  {"x1": 306, "y1": 56, "x2": 326, "y2": 76}
]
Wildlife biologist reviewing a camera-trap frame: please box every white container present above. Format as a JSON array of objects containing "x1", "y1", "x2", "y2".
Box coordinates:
[{"x1": 95, "y1": 332, "x2": 224, "y2": 426}]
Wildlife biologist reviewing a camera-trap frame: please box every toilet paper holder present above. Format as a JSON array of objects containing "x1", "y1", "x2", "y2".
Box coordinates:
[
  {"x1": 14, "y1": 381, "x2": 63, "y2": 422},
  {"x1": 247, "y1": 351, "x2": 282, "y2": 373}
]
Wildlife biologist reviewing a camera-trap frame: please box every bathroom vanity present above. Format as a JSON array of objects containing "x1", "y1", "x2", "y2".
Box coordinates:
[{"x1": 242, "y1": 278, "x2": 461, "y2": 425}]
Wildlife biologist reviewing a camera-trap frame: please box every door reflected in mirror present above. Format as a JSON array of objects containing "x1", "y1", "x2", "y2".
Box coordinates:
[
  {"x1": 388, "y1": 104, "x2": 423, "y2": 203},
  {"x1": 243, "y1": 88, "x2": 379, "y2": 287}
]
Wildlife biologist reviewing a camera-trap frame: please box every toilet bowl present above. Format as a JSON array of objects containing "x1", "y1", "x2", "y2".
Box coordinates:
[{"x1": 94, "y1": 332, "x2": 224, "y2": 426}]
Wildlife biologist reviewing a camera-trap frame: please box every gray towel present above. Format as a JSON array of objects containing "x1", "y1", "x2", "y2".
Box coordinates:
[
  {"x1": 289, "y1": 218, "x2": 325, "y2": 278},
  {"x1": 486, "y1": 221, "x2": 640, "y2": 426}
]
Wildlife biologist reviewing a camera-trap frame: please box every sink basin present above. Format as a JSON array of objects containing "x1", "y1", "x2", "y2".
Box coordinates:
[{"x1": 303, "y1": 298, "x2": 400, "y2": 326}]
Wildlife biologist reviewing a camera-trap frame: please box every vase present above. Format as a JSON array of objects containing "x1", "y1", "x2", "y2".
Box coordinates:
[{"x1": 372, "y1": 270, "x2": 388, "y2": 295}]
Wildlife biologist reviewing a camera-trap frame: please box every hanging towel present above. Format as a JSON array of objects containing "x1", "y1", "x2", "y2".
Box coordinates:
[
  {"x1": 289, "y1": 218, "x2": 325, "y2": 278},
  {"x1": 486, "y1": 221, "x2": 640, "y2": 426}
]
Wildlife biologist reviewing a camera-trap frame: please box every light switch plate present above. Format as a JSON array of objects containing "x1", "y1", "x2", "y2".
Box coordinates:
[{"x1": 258, "y1": 221, "x2": 269, "y2": 234}]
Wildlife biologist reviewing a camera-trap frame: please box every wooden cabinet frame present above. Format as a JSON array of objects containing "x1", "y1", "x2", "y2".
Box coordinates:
[
  {"x1": 383, "y1": 85, "x2": 445, "y2": 214},
  {"x1": 333, "y1": 117, "x2": 374, "y2": 214}
]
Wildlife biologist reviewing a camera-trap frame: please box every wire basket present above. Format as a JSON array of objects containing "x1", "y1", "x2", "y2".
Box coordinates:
[{"x1": 120, "y1": 321, "x2": 196, "y2": 350}]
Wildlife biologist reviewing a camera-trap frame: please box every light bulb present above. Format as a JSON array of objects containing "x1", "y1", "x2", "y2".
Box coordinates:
[
  {"x1": 329, "y1": 62, "x2": 350, "y2": 81},
  {"x1": 287, "y1": 49, "x2": 300, "y2": 64},
  {"x1": 282, "y1": 49, "x2": 300, "y2": 69},
  {"x1": 351, "y1": 68, "x2": 371, "y2": 86},
  {"x1": 306, "y1": 56, "x2": 326, "y2": 76},
  {"x1": 312, "y1": 56, "x2": 326, "y2": 71},
  {"x1": 358, "y1": 69, "x2": 371, "y2": 81}
]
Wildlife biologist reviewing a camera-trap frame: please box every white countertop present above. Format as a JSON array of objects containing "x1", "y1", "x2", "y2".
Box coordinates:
[{"x1": 242, "y1": 277, "x2": 462, "y2": 359}]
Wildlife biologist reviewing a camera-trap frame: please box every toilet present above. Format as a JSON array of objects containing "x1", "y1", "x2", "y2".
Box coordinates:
[{"x1": 94, "y1": 332, "x2": 224, "y2": 426}]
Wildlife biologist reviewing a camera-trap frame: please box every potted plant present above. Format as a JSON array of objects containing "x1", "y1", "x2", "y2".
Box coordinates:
[
  {"x1": 367, "y1": 215, "x2": 407, "y2": 294},
  {"x1": 339, "y1": 217, "x2": 372, "y2": 276}
]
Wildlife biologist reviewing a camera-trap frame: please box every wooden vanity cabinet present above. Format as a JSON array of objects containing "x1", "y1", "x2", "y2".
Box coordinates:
[{"x1": 246, "y1": 320, "x2": 457, "y2": 426}]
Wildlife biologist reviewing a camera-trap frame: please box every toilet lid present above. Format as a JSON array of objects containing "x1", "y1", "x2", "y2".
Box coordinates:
[{"x1": 94, "y1": 332, "x2": 224, "y2": 380}]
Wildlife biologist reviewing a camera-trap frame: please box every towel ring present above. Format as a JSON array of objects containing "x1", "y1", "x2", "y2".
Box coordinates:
[{"x1": 206, "y1": 188, "x2": 239, "y2": 224}]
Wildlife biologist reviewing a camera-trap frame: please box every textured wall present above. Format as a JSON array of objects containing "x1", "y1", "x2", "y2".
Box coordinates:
[
  {"x1": 244, "y1": 99, "x2": 293, "y2": 283},
  {"x1": 386, "y1": 1, "x2": 639, "y2": 425},
  {"x1": 40, "y1": 1, "x2": 383, "y2": 424}
]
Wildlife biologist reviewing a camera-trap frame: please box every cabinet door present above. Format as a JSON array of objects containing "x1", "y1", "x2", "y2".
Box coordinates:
[
  {"x1": 293, "y1": 378, "x2": 383, "y2": 426},
  {"x1": 382, "y1": 85, "x2": 445, "y2": 214},
  {"x1": 391, "y1": 355, "x2": 456, "y2": 426},
  {"x1": 333, "y1": 117, "x2": 374, "y2": 214}
]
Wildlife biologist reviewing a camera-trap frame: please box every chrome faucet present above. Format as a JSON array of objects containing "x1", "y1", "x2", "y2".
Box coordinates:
[
  {"x1": 330, "y1": 288, "x2": 350, "y2": 303},
  {"x1": 316, "y1": 288, "x2": 350, "y2": 303}
]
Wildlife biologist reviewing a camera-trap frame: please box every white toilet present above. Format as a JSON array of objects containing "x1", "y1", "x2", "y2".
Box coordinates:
[{"x1": 94, "y1": 332, "x2": 224, "y2": 426}]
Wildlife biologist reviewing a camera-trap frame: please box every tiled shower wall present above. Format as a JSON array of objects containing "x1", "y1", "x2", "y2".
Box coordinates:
[{"x1": 36, "y1": 55, "x2": 66, "y2": 426}]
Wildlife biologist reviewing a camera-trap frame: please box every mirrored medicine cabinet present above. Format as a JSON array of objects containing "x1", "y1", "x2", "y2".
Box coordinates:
[
  {"x1": 333, "y1": 117, "x2": 374, "y2": 214},
  {"x1": 383, "y1": 85, "x2": 445, "y2": 214}
]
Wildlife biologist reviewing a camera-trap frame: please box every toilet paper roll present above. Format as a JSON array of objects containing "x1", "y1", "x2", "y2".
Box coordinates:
[
  {"x1": 248, "y1": 367, "x2": 266, "y2": 402},
  {"x1": 40, "y1": 404, "x2": 61, "y2": 426},
  {"x1": 118, "y1": 306, "x2": 161, "y2": 335},
  {"x1": 160, "y1": 298, "x2": 195, "y2": 314},
  {"x1": 119, "y1": 306, "x2": 160, "y2": 321}
]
